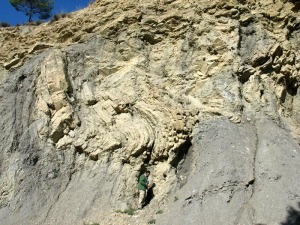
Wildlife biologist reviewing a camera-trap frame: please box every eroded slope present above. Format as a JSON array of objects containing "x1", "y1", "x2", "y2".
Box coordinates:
[{"x1": 0, "y1": 0, "x2": 299, "y2": 224}]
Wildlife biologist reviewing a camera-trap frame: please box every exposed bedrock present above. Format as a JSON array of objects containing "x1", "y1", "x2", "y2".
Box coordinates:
[
  {"x1": 157, "y1": 118, "x2": 300, "y2": 225},
  {"x1": 0, "y1": 0, "x2": 299, "y2": 224}
]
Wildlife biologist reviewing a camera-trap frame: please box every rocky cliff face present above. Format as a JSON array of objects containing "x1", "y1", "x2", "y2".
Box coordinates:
[{"x1": 0, "y1": 0, "x2": 299, "y2": 224}]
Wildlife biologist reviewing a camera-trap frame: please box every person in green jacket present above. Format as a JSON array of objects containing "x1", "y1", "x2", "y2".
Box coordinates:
[{"x1": 138, "y1": 170, "x2": 150, "y2": 209}]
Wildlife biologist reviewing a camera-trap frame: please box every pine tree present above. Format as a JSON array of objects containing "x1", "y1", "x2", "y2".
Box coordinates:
[{"x1": 9, "y1": 0, "x2": 54, "y2": 22}]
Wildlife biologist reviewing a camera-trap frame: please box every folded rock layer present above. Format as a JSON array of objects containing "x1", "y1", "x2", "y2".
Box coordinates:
[{"x1": 0, "y1": 0, "x2": 299, "y2": 224}]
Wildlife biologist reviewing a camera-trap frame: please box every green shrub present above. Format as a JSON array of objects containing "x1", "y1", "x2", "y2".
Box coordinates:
[
  {"x1": 116, "y1": 207, "x2": 136, "y2": 215},
  {"x1": 156, "y1": 209, "x2": 163, "y2": 214},
  {"x1": 25, "y1": 20, "x2": 44, "y2": 26},
  {"x1": 0, "y1": 22, "x2": 11, "y2": 27},
  {"x1": 50, "y1": 13, "x2": 68, "y2": 23},
  {"x1": 148, "y1": 219, "x2": 156, "y2": 224},
  {"x1": 35, "y1": 20, "x2": 44, "y2": 25}
]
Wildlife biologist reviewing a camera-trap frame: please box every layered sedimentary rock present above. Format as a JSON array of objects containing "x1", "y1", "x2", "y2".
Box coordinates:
[{"x1": 0, "y1": 0, "x2": 299, "y2": 224}]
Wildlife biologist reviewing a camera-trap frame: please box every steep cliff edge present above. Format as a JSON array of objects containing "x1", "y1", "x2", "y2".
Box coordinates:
[{"x1": 0, "y1": 0, "x2": 299, "y2": 224}]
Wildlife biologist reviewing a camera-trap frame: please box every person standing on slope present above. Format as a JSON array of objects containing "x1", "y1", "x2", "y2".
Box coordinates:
[{"x1": 138, "y1": 170, "x2": 150, "y2": 209}]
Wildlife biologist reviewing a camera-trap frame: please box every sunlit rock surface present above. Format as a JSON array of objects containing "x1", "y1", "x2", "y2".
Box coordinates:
[{"x1": 0, "y1": 0, "x2": 299, "y2": 224}]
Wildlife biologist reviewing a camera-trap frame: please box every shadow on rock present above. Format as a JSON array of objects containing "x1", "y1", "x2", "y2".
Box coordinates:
[
  {"x1": 281, "y1": 202, "x2": 300, "y2": 225},
  {"x1": 145, "y1": 183, "x2": 156, "y2": 206}
]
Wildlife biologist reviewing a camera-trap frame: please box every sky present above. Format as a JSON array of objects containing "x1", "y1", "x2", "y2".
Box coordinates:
[{"x1": 0, "y1": 0, "x2": 92, "y2": 25}]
